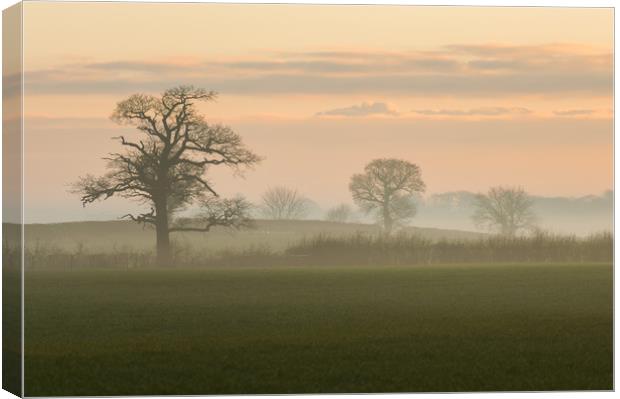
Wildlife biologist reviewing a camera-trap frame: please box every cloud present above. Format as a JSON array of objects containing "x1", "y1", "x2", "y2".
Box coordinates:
[
  {"x1": 17, "y1": 43, "x2": 612, "y2": 98},
  {"x1": 217, "y1": 58, "x2": 460, "y2": 75},
  {"x1": 83, "y1": 61, "x2": 180, "y2": 73},
  {"x1": 21, "y1": 71, "x2": 612, "y2": 97},
  {"x1": 317, "y1": 102, "x2": 398, "y2": 117},
  {"x1": 553, "y1": 109, "x2": 595, "y2": 116},
  {"x1": 467, "y1": 59, "x2": 529, "y2": 70},
  {"x1": 79, "y1": 52, "x2": 461, "y2": 76},
  {"x1": 453, "y1": 43, "x2": 611, "y2": 74},
  {"x1": 412, "y1": 107, "x2": 532, "y2": 116}
]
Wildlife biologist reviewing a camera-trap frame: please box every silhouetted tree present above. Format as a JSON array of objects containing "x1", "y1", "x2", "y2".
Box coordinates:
[
  {"x1": 472, "y1": 186, "x2": 537, "y2": 237},
  {"x1": 349, "y1": 158, "x2": 425, "y2": 234},
  {"x1": 72, "y1": 86, "x2": 261, "y2": 266},
  {"x1": 325, "y1": 204, "x2": 353, "y2": 223},
  {"x1": 261, "y1": 186, "x2": 312, "y2": 220}
]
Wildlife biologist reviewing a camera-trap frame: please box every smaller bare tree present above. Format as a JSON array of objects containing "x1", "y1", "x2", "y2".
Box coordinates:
[
  {"x1": 325, "y1": 204, "x2": 353, "y2": 223},
  {"x1": 472, "y1": 186, "x2": 537, "y2": 237},
  {"x1": 349, "y1": 158, "x2": 425, "y2": 234},
  {"x1": 261, "y1": 186, "x2": 312, "y2": 220}
]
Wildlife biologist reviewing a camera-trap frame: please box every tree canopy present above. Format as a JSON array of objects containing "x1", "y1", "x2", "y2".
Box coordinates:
[
  {"x1": 472, "y1": 186, "x2": 537, "y2": 237},
  {"x1": 349, "y1": 158, "x2": 425, "y2": 233}
]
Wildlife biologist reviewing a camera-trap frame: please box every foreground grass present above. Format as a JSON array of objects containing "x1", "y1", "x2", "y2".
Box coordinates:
[{"x1": 24, "y1": 264, "x2": 612, "y2": 395}]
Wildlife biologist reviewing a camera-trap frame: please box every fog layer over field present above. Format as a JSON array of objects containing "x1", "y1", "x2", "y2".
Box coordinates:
[
  {"x1": 20, "y1": 190, "x2": 613, "y2": 241},
  {"x1": 412, "y1": 190, "x2": 613, "y2": 236}
]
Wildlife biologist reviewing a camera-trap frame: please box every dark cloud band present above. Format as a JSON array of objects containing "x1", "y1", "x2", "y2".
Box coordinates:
[{"x1": 17, "y1": 43, "x2": 612, "y2": 98}]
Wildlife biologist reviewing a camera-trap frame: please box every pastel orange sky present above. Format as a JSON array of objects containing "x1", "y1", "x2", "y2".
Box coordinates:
[{"x1": 16, "y1": 3, "x2": 613, "y2": 222}]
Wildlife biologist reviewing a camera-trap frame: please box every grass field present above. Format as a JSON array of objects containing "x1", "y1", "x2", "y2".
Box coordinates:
[{"x1": 24, "y1": 263, "x2": 612, "y2": 396}]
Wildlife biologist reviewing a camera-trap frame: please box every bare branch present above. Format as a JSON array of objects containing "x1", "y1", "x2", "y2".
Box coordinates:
[
  {"x1": 121, "y1": 208, "x2": 156, "y2": 226},
  {"x1": 169, "y1": 196, "x2": 253, "y2": 233}
]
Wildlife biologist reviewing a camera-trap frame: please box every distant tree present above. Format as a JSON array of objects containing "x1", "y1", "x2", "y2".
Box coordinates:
[
  {"x1": 325, "y1": 204, "x2": 353, "y2": 223},
  {"x1": 349, "y1": 158, "x2": 426, "y2": 234},
  {"x1": 261, "y1": 186, "x2": 312, "y2": 220},
  {"x1": 71, "y1": 86, "x2": 261, "y2": 266},
  {"x1": 472, "y1": 186, "x2": 537, "y2": 237}
]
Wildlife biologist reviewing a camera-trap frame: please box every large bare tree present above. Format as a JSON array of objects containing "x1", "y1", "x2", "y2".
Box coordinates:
[
  {"x1": 349, "y1": 158, "x2": 425, "y2": 234},
  {"x1": 261, "y1": 186, "x2": 312, "y2": 220},
  {"x1": 472, "y1": 186, "x2": 537, "y2": 237},
  {"x1": 72, "y1": 86, "x2": 261, "y2": 266}
]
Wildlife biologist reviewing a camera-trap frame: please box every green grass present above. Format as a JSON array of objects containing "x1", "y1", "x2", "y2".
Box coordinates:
[{"x1": 24, "y1": 263, "x2": 612, "y2": 396}]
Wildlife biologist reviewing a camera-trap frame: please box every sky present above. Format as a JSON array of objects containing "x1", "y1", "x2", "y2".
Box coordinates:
[{"x1": 16, "y1": 3, "x2": 613, "y2": 222}]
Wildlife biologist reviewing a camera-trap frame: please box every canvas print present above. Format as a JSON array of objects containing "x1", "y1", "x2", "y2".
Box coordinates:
[{"x1": 2, "y1": 2, "x2": 614, "y2": 396}]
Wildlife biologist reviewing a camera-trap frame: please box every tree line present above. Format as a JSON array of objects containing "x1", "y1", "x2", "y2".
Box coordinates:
[
  {"x1": 260, "y1": 175, "x2": 535, "y2": 239},
  {"x1": 72, "y1": 86, "x2": 538, "y2": 266}
]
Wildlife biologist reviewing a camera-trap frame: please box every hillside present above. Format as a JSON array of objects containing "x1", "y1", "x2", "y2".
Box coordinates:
[{"x1": 13, "y1": 219, "x2": 483, "y2": 253}]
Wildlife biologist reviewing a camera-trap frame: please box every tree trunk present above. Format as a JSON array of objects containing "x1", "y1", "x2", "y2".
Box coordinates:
[
  {"x1": 155, "y1": 198, "x2": 171, "y2": 267},
  {"x1": 383, "y1": 201, "x2": 393, "y2": 235}
]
